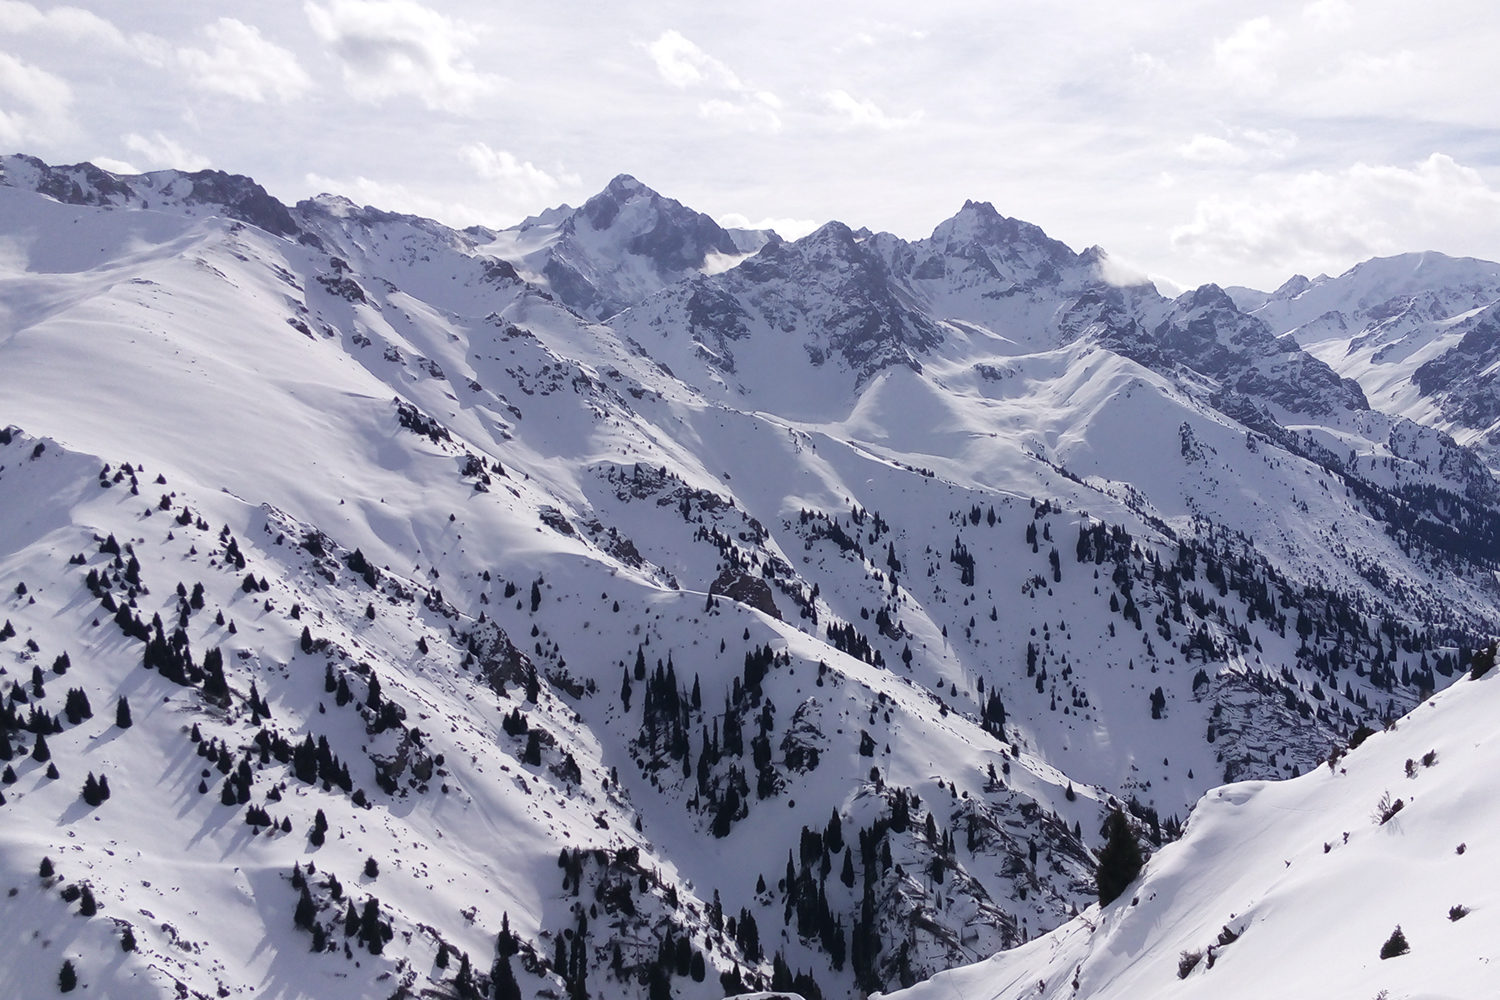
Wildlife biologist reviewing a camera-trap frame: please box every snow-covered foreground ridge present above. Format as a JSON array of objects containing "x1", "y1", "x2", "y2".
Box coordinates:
[
  {"x1": 0, "y1": 152, "x2": 1498, "y2": 999},
  {"x1": 888, "y1": 663, "x2": 1500, "y2": 1000}
]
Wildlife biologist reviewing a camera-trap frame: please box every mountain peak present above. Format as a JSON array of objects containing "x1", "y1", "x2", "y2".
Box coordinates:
[
  {"x1": 927, "y1": 200, "x2": 1077, "y2": 269},
  {"x1": 0, "y1": 154, "x2": 300, "y2": 237},
  {"x1": 1182, "y1": 282, "x2": 1235, "y2": 312},
  {"x1": 603, "y1": 173, "x2": 648, "y2": 197},
  {"x1": 1272, "y1": 273, "x2": 1312, "y2": 299}
]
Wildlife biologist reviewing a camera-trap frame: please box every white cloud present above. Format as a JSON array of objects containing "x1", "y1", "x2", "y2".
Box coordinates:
[
  {"x1": 823, "y1": 89, "x2": 919, "y2": 130},
  {"x1": 836, "y1": 21, "x2": 928, "y2": 53},
  {"x1": 305, "y1": 0, "x2": 500, "y2": 113},
  {"x1": 0, "y1": 2, "x2": 168, "y2": 63},
  {"x1": 1302, "y1": 0, "x2": 1355, "y2": 31},
  {"x1": 0, "y1": 51, "x2": 72, "y2": 146},
  {"x1": 1177, "y1": 126, "x2": 1295, "y2": 165},
  {"x1": 90, "y1": 156, "x2": 140, "y2": 175},
  {"x1": 646, "y1": 29, "x2": 742, "y2": 90},
  {"x1": 1129, "y1": 49, "x2": 1170, "y2": 78},
  {"x1": 460, "y1": 143, "x2": 576, "y2": 204},
  {"x1": 306, "y1": 161, "x2": 580, "y2": 229},
  {"x1": 306, "y1": 171, "x2": 484, "y2": 225},
  {"x1": 1213, "y1": 17, "x2": 1285, "y2": 92},
  {"x1": 698, "y1": 94, "x2": 783, "y2": 133},
  {"x1": 642, "y1": 30, "x2": 782, "y2": 131},
  {"x1": 1177, "y1": 134, "x2": 1245, "y2": 164},
  {"x1": 717, "y1": 212, "x2": 818, "y2": 240},
  {"x1": 1171, "y1": 154, "x2": 1500, "y2": 278},
  {"x1": 122, "y1": 131, "x2": 210, "y2": 172},
  {"x1": 178, "y1": 18, "x2": 311, "y2": 103}
]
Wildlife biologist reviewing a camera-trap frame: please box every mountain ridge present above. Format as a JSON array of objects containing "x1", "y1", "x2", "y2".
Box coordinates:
[{"x1": 1, "y1": 153, "x2": 1498, "y2": 1000}]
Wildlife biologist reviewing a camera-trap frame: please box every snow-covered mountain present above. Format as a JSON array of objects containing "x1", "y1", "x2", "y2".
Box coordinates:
[
  {"x1": 1, "y1": 153, "x2": 1497, "y2": 1000},
  {"x1": 889, "y1": 660, "x2": 1500, "y2": 1000},
  {"x1": 1233, "y1": 252, "x2": 1500, "y2": 464},
  {"x1": 481, "y1": 173, "x2": 773, "y2": 322}
]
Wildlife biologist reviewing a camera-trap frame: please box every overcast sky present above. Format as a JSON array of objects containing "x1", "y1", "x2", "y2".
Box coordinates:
[{"x1": 3, "y1": 0, "x2": 1499, "y2": 289}]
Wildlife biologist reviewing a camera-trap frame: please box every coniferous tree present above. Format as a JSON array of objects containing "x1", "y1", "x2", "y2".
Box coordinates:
[
  {"x1": 294, "y1": 885, "x2": 316, "y2": 929},
  {"x1": 497, "y1": 912, "x2": 518, "y2": 957},
  {"x1": 455, "y1": 952, "x2": 476, "y2": 999},
  {"x1": 1096, "y1": 809, "x2": 1143, "y2": 905},
  {"x1": 31, "y1": 730, "x2": 49, "y2": 763},
  {"x1": 59, "y1": 960, "x2": 77, "y2": 993},
  {"x1": 115, "y1": 696, "x2": 132, "y2": 729},
  {"x1": 492, "y1": 953, "x2": 522, "y2": 1000},
  {"x1": 309, "y1": 808, "x2": 328, "y2": 847}
]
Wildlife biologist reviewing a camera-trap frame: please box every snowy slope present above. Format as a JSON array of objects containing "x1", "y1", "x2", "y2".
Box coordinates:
[
  {"x1": 888, "y1": 662, "x2": 1500, "y2": 1000},
  {"x1": 1239, "y1": 252, "x2": 1500, "y2": 462},
  {"x1": 1, "y1": 154, "x2": 1499, "y2": 1000}
]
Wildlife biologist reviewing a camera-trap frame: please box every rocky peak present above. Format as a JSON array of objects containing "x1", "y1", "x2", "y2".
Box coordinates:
[
  {"x1": 1271, "y1": 273, "x2": 1312, "y2": 300},
  {"x1": 0, "y1": 155, "x2": 299, "y2": 238}
]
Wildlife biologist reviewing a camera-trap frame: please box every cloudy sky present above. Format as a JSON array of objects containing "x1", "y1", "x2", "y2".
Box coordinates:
[{"x1": 3, "y1": 0, "x2": 1498, "y2": 289}]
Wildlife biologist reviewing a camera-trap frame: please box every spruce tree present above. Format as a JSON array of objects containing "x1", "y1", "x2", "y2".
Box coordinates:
[
  {"x1": 492, "y1": 954, "x2": 522, "y2": 1000},
  {"x1": 59, "y1": 960, "x2": 77, "y2": 993},
  {"x1": 1096, "y1": 809, "x2": 1143, "y2": 905},
  {"x1": 115, "y1": 695, "x2": 132, "y2": 729},
  {"x1": 294, "y1": 885, "x2": 316, "y2": 929}
]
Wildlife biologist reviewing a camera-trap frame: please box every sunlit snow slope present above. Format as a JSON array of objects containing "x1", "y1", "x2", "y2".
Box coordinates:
[{"x1": 889, "y1": 662, "x2": 1500, "y2": 1000}]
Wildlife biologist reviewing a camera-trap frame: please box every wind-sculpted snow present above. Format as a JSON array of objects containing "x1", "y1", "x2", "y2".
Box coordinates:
[{"x1": 2, "y1": 157, "x2": 1500, "y2": 1000}]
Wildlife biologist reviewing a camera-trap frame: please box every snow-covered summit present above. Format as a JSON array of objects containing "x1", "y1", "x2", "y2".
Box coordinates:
[
  {"x1": 0, "y1": 153, "x2": 300, "y2": 237},
  {"x1": 482, "y1": 173, "x2": 774, "y2": 320}
]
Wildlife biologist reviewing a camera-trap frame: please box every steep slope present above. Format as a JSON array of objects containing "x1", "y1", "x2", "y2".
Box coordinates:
[
  {"x1": 1239, "y1": 252, "x2": 1500, "y2": 463},
  {"x1": 1, "y1": 156, "x2": 1499, "y2": 1000},
  {"x1": 482, "y1": 174, "x2": 771, "y2": 321},
  {"x1": 889, "y1": 660, "x2": 1500, "y2": 1000}
]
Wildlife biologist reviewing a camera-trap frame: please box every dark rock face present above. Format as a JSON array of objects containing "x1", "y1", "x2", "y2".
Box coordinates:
[
  {"x1": 1099, "y1": 283, "x2": 1368, "y2": 418},
  {"x1": 710, "y1": 568, "x2": 781, "y2": 620},
  {"x1": 174, "y1": 169, "x2": 300, "y2": 236},
  {"x1": 535, "y1": 175, "x2": 749, "y2": 320},
  {"x1": 585, "y1": 175, "x2": 741, "y2": 273},
  {"x1": 3, "y1": 155, "x2": 299, "y2": 237},
  {"x1": 1414, "y1": 304, "x2": 1500, "y2": 430},
  {"x1": 701, "y1": 221, "x2": 944, "y2": 382}
]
